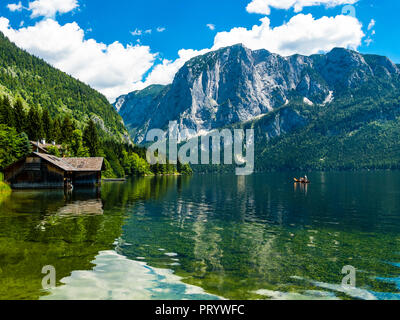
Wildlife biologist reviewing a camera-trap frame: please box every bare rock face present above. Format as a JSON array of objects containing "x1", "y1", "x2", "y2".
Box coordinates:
[{"x1": 114, "y1": 44, "x2": 399, "y2": 143}]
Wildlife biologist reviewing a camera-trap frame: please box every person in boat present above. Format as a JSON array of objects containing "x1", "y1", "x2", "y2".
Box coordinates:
[
  {"x1": 294, "y1": 176, "x2": 310, "y2": 183},
  {"x1": 298, "y1": 175, "x2": 309, "y2": 183}
]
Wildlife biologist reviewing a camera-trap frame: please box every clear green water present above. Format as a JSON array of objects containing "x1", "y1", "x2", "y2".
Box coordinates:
[{"x1": 1, "y1": 172, "x2": 400, "y2": 300}]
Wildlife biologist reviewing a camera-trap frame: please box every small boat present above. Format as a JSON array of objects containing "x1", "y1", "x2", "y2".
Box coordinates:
[{"x1": 294, "y1": 178, "x2": 310, "y2": 184}]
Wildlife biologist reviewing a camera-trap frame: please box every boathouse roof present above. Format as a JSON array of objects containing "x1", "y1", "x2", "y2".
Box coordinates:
[
  {"x1": 63, "y1": 157, "x2": 105, "y2": 172},
  {"x1": 30, "y1": 141, "x2": 62, "y2": 154},
  {"x1": 33, "y1": 152, "x2": 105, "y2": 172}
]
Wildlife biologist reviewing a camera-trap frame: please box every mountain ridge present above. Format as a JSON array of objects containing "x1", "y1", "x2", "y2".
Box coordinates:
[{"x1": 115, "y1": 44, "x2": 399, "y2": 144}]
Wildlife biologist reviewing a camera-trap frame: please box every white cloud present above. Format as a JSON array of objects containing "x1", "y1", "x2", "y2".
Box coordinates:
[
  {"x1": 7, "y1": 2, "x2": 23, "y2": 12},
  {"x1": 0, "y1": 2, "x2": 365, "y2": 101},
  {"x1": 0, "y1": 18, "x2": 156, "y2": 102},
  {"x1": 131, "y1": 28, "x2": 152, "y2": 36},
  {"x1": 213, "y1": 14, "x2": 364, "y2": 56},
  {"x1": 28, "y1": 0, "x2": 78, "y2": 18},
  {"x1": 246, "y1": 0, "x2": 359, "y2": 15},
  {"x1": 367, "y1": 19, "x2": 375, "y2": 30},
  {"x1": 206, "y1": 24, "x2": 216, "y2": 31},
  {"x1": 140, "y1": 13, "x2": 364, "y2": 89},
  {"x1": 365, "y1": 19, "x2": 375, "y2": 46},
  {"x1": 131, "y1": 28, "x2": 142, "y2": 36},
  {"x1": 141, "y1": 48, "x2": 210, "y2": 87}
]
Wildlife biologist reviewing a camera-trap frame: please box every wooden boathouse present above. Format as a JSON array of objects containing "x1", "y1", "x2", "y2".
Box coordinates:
[{"x1": 3, "y1": 152, "x2": 105, "y2": 189}]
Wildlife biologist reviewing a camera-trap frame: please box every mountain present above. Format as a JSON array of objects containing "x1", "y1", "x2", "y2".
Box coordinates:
[
  {"x1": 0, "y1": 32, "x2": 129, "y2": 142},
  {"x1": 115, "y1": 44, "x2": 400, "y2": 146},
  {"x1": 116, "y1": 84, "x2": 170, "y2": 140},
  {"x1": 231, "y1": 90, "x2": 400, "y2": 172}
]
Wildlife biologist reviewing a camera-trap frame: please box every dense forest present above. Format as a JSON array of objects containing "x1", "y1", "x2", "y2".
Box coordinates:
[
  {"x1": 193, "y1": 88, "x2": 400, "y2": 173},
  {"x1": 254, "y1": 93, "x2": 400, "y2": 171},
  {"x1": 0, "y1": 32, "x2": 127, "y2": 142},
  {"x1": 0, "y1": 95, "x2": 192, "y2": 177},
  {"x1": 0, "y1": 32, "x2": 191, "y2": 178}
]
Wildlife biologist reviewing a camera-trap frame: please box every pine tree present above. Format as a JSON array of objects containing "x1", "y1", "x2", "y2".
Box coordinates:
[
  {"x1": 83, "y1": 119, "x2": 99, "y2": 157},
  {"x1": 0, "y1": 125, "x2": 31, "y2": 169},
  {"x1": 177, "y1": 159, "x2": 192, "y2": 175},
  {"x1": 26, "y1": 105, "x2": 44, "y2": 141},
  {"x1": 70, "y1": 129, "x2": 89, "y2": 157},
  {"x1": 16, "y1": 132, "x2": 32, "y2": 156},
  {"x1": 177, "y1": 159, "x2": 183, "y2": 173},
  {"x1": 61, "y1": 116, "x2": 75, "y2": 143},
  {"x1": 51, "y1": 118, "x2": 62, "y2": 144},
  {"x1": 0, "y1": 96, "x2": 14, "y2": 127},
  {"x1": 13, "y1": 98, "x2": 26, "y2": 133},
  {"x1": 41, "y1": 109, "x2": 52, "y2": 141}
]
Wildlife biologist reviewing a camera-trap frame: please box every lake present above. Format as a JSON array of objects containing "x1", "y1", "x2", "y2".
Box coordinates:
[{"x1": 1, "y1": 172, "x2": 400, "y2": 300}]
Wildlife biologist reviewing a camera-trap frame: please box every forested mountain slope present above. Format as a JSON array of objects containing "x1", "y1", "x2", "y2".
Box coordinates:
[{"x1": 0, "y1": 32, "x2": 129, "y2": 142}]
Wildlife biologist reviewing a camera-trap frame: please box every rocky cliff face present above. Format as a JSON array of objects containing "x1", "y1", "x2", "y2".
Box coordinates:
[{"x1": 115, "y1": 44, "x2": 399, "y2": 143}]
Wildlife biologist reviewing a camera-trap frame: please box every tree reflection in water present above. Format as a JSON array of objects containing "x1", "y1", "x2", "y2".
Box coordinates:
[{"x1": 0, "y1": 176, "x2": 188, "y2": 300}]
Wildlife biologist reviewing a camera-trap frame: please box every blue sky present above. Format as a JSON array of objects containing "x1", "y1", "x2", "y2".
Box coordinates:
[
  {"x1": 81, "y1": 0, "x2": 398, "y2": 61},
  {"x1": 0, "y1": 0, "x2": 399, "y2": 101}
]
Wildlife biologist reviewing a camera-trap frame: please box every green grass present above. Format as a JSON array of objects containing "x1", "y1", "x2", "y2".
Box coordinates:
[{"x1": 0, "y1": 172, "x2": 11, "y2": 194}]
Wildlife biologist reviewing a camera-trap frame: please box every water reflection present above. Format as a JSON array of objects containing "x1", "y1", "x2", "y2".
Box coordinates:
[
  {"x1": 1, "y1": 173, "x2": 400, "y2": 300},
  {"x1": 56, "y1": 200, "x2": 104, "y2": 216},
  {"x1": 116, "y1": 173, "x2": 400, "y2": 300},
  {"x1": 294, "y1": 181, "x2": 308, "y2": 195},
  {"x1": 0, "y1": 189, "x2": 111, "y2": 299},
  {"x1": 42, "y1": 250, "x2": 220, "y2": 300},
  {"x1": 0, "y1": 177, "x2": 188, "y2": 300}
]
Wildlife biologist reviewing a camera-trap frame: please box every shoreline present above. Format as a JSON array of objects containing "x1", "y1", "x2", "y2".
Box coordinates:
[{"x1": 102, "y1": 173, "x2": 189, "y2": 181}]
